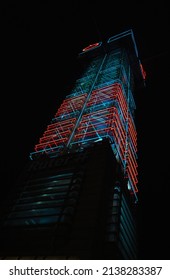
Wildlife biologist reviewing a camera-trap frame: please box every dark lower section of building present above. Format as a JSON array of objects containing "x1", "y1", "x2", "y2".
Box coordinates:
[{"x1": 0, "y1": 140, "x2": 137, "y2": 259}]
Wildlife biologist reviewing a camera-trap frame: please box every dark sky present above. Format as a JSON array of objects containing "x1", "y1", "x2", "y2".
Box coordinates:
[{"x1": 1, "y1": 1, "x2": 169, "y2": 259}]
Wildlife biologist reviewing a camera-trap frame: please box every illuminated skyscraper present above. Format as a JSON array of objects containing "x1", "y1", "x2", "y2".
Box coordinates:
[{"x1": 0, "y1": 29, "x2": 146, "y2": 260}]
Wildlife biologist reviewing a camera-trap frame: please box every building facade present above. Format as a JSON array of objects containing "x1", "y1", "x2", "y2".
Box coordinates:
[{"x1": 0, "y1": 29, "x2": 145, "y2": 259}]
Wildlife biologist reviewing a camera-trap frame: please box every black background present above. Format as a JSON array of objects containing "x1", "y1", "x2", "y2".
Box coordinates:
[{"x1": 1, "y1": 1, "x2": 169, "y2": 259}]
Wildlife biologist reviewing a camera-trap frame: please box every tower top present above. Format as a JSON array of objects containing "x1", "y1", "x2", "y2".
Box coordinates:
[{"x1": 79, "y1": 29, "x2": 146, "y2": 88}]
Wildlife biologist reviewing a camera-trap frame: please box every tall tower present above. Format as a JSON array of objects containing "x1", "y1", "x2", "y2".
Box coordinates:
[{"x1": 0, "y1": 29, "x2": 145, "y2": 260}]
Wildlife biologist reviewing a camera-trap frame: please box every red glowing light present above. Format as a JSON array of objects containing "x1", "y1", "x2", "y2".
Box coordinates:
[
  {"x1": 140, "y1": 63, "x2": 146, "y2": 80},
  {"x1": 82, "y1": 42, "x2": 101, "y2": 52}
]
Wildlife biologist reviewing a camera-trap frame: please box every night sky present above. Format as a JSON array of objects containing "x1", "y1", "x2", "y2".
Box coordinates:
[{"x1": 1, "y1": 1, "x2": 169, "y2": 259}]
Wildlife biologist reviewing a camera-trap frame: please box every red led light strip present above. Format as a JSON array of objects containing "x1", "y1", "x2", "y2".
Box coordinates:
[{"x1": 33, "y1": 82, "x2": 138, "y2": 193}]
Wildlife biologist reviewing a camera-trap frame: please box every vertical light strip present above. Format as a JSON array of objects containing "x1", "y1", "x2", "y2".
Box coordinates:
[{"x1": 66, "y1": 54, "x2": 107, "y2": 147}]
